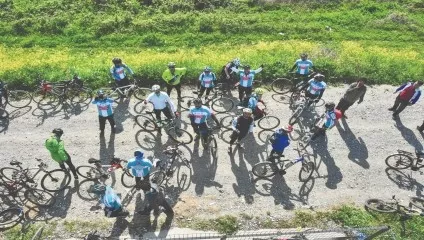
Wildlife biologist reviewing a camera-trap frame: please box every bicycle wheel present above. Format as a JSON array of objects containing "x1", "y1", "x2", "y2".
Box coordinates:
[
  {"x1": 252, "y1": 162, "x2": 277, "y2": 178},
  {"x1": 24, "y1": 189, "x2": 55, "y2": 207},
  {"x1": 210, "y1": 137, "x2": 218, "y2": 159},
  {"x1": 257, "y1": 116, "x2": 280, "y2": 130},
  {"x1": 135, "y1": 114, "x2": 157, "y2": 131},
  {"x1": 219, "y1": 114, "x2": 234, "y2": 130},
  {"x1": 0, "y1": 107, "x2": 8, "y2": 119},
  {"x1": 288, "y1": 107, "x2": 304, "y2": 125},
  {"x1": 41, "y1": 169, "x2": 71, "y2": 192},
  {"x1": 0, "y1": 167, "x2": 19, "y2": 181},
  {"x1": 289, "y1": 91, "x2": 304, "y2": 108},
  {"x1": 271, "y1": 78, "x2": 292, "y2": 94},
  {"x1": 0, "y1": 207, "x2": 23, "y2": 230},
  {"x1": 410, "y1": 197, "x2": 424, "y2": 211},
  {"x1": 121, "y1": 171, "x2": 135, "y2": 188},
  {"x1": 179, "y1": 96, "x2": 195, "y2": 111},
  {"x1": 0, "y1": 181, "x2": 23, "y2": 196},
  {"x1": 211, "y1": 97, "x2": 234, "y2": 113},
  {"x1": 133, "y1": 88, "x2": 150, "y2": 100},
  {"x1": 151, "y1": 170, "x2": 166, "y2": 186},
  {"x1": 69, "y1": 89, "x2": 92, "y2": 104},
  {"x1": 298, "y1": 162, "x2": 315, "y2": 182},
  {"x1": 77, "y1": 179, "x2": 99, "y2": 201},
  {"x1": 76, "y1": 166, "x2": 102, "y2": 180},
  {"x1": 167, "y1": 127, "x2": 193, "y2": 144},
  {"x1": 385, "y1": 154, "x2": 413, "y2": 169},
  {"x1": 36, "y1": 92, "x2": 60, "y2": 109},
  {"x1": 105, "y1": 89, "x2": 121, "y2": 101},
  {"x1": 7, "y1": 90, "x2": 32, "y2": 108},
  {"x1": 365, "y1": 199, "x2": 397, "y2": 213}
]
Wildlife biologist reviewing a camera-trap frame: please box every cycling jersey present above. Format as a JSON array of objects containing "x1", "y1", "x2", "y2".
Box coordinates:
[
  {"x1": 271, "y1": 129, "x2": 290, "y2": 153},
  {"x1": 324, "y1": 110, "x2": 337, "y2": 129},
  {"x1": 396, "y1": 82, "x2": 421, "y2": 104},
  {"x1": 232, "y1": 116, "x2": 254, "y2": 133},
  {"x1": 110, "y1": 64, "x2": 133, "y2": 81},
  {"x1": 145, "y1": 92, "x2": 176, "y2": 112},
  {"x1": 162, "y1": 68, "x2": 187, "y2": 86},
  {"x1": 294, "y1": 59, "x2": 313, "y2": 75},
  {"x1": 45, "y1": 136, "x2": 68, "y2": 163},
  {"x1": 231, "y1": 67, "x2": 263, "y2": 88},
  {"x1": 248, "y1": 97, "x2": 264, "y2": 111},
  {"x1": 199, "y1": 72, "x2": 216, "y2": 88},
  {"x1": 92, "y1": 98, "x2": 114, "y2": 117},
  {"x1": 101, "y1": 186, "x2": 122, "y2": 212},
  {"x1": 126, "y1": 157, "x2": 153, "y2": 178},
  {"x1": 189, "y1": 106, "x2": 213, "y2": 124},
  {"x1": 307, "y1": 79, "x2": 326, "y2": 96}
]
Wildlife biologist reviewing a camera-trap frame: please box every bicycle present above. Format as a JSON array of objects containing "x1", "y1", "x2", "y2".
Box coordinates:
[
  {"x1": 0, "y1": 158, "x2": 71, "y2": 192},
  {"x1": 0, "y1": 206, "x2": 24, "y2": 230},
  {"x1": 251, "y1": 153, "x2": 315, "y2": 182},
  {"x1": 365, "y1": 195, "x2": 424, "y2": 216},
  {"x1": 219, "y1": 106, "x2": 280, "y2": 130},
  {"x1": 296, "y1": 115, "x2": 327, "y2": 151},
  {"x1": 288, "y1": 92, "x2": 324, "y2": 125},
  {"x1": 105, "y1": 78, "x2": 150, "y2": 101},
  {"x1": 200, "y1": 126, "x2": 220, "y2": 158},
  {"x1": 270, "y1": 72, "x2": 315, "y2": 95},
  {"x1": 180, "y1": 83, "x2": 235, "y2": 113},
  {"x1": 135, "y1": 111, "x2": 193, "y2": 144},
  {"x1": 83, "y1": 230, "x2": 100, "y2": 240},
  {"x1": 0, "y1": 83, "x2": 32, "y2": 108},
  {"x1": 385, "y1": 149, "x2": 424, "y2": 171}
]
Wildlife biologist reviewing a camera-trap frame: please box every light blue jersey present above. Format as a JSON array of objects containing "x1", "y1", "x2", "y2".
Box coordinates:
[
  {"x1": 248, "y1": 97, "x2": 258, "y2": 110},
  {"x1": 295, "y1": 59, "x2": 313, "y2": 75},
  {"x1": 110, "y1": 64, "x2": 133, "y2": 81},
  {"x1": 308, "y1": 79, "x2": 326, "y2": 95},
  {"x1": 199, "y1": 72, "x2": 216, "y2": 88},
  {"x1": 101, "y1": 186, "x2": 122, "y2": 211},
  {"x1": 324, "y1": 111, "x2": 337, "y2": 129},
  {"x1": 231, "y1": 67, "x2": 263, "y2": 87},
  {"x1": 92, "y1": 98, "x2": 114, "y2": 117},
  {"x1": 126, "y1": 157, "x2": 153, "y2": 178},
  {"x1": 189, "y1": 106, "x2": 213, "y2": 124}
]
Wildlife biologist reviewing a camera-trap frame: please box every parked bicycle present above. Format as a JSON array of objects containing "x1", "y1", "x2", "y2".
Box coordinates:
[
  {"x1": 180, "y1": 83, "x2": 235, "y2": 113},
  {"x1": 200, "y1": 126, "x2": 220, "y2": 158},
  {"x1": 296, "y1": 115, "x2": 327, "y2": 151},
  {"x1": 0, "y1": 82, "x2": 32, "y2": 108},
  {"x1": 135, "y1": 111, "x2": 193, "y2": 144},
  {"x1": 0, "y1": 158, "x2": 71, "y2": 192},
  {"x1": 270, "y1": 72, "x2": 315, "y2": 95},
  {"x1": 220, "y1": 107, "x2": 280, "y2": 131},
  {"x1": 385, "y1": 149, "x2": 424, "y2": 171},
  {"x1": 365, "y1": 195, "x2": 424, "y2": 216},
  {"x1": 288, "y1": 92, "x2": 324, "y2": 125},
  {"x1": 251, "y1": 153, "x2": 315, "y2": 182},
  {"x1": 0, "y1": 206, "x2": 24, "y2": 230},
  {"x1": 105, "y1": 78, "x2": 149, "y2": 101}
]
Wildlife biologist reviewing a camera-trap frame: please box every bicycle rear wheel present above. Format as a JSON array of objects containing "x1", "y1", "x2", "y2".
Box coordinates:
[
  {"x1": 365, "y1": 199, "x2": 397, "y2": 213},
  {"x1": 0, "y1": 167, "x2": 19, "y2": 181},
  {"x1": 288, "y1": 107, "x2": 304, "y2": 126},
  {"x1": 41, "y1": 169, "x2": 71, "y2": 192},
  {"x1": 7, "y1": 90, "x2": 32, "y2": 108},
  {"x1": 219, "y1": 114, "x2": 234, "y2": 130},
  {"x1": 135, "y1": 114, "x2": 157, "y2": 131},
  {"x1": 167, "y1": 127, "x2": 193, "y2": 144},
  {"x1": 210, "y1": 137, "x2": 218, "y2": 159},
  {"x1": 252, "y1": 162, "x2": 277, "y2": 178},
  {"x1": 76, "y1": 166, "x2": 103, "y2": 180},
  {"x1": 271, "y1": 78, "x2": 292, "y2": 94},
  {"x1": 133, "y1": 88, "x2": 150, "y2": 100},
  {"x1": 151, "y1": 170, "x2": 166, "y2": 186},
  {"x1": 257, "y1": 116, "x2": 280, "y2": 130},
  {"x1": 385, "y1": 154, "x2": 413, "y2": 169},
  {"x1": 24, "y1": 189, "x2": 56, "y2": 207},
  {"x1": 69, "y1": 89, "x2": 92, "y2": 104},
  {"x1": 121, "y1": 170, "x2": 135, "y2": 188},
  {"x1": 211, "y1": 97, "x2": 234, "y2": 113},
  {"x1": 0, "y1": 207, "x2": 23, "y2": 230},
  {"x1": 298, "y1": 162, "x2": 315, "y2": 182},
  {"x1": 77, "y1": 179, "x2": 99, "y2": 201},
  {"x1": 410, "y1": 197, "x2": 424, "y2": 211}
]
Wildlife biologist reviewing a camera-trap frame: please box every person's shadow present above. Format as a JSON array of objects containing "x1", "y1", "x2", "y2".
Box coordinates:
[
  {"x1": 336, "y1": 118, "x2": 369, "y2": 169},
  {"x1": 394, "y1": 118, "x2": 423, "y2": 151},
  {"x1": 99, "y1": 133, "x2": 116, "y2": 187},
  {"x1": 229, "y1": 146, "x2": 255, "y2": 204},
  {"x1": 114, "y1": 98, "x2": 131, "y2": 133}
]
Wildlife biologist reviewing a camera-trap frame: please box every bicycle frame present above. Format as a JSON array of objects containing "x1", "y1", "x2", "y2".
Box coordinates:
[
  {"x1": 397, "y1": 150, "x2": 424, "y2": 170},
  {"x1": 11, "y1": 160, "x2": 49, "y2": 186}
]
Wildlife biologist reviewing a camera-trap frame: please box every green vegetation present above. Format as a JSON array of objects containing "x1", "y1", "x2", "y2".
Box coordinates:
[{"x1": 1, "y1": 0, "x2": 424, "y2": 88}]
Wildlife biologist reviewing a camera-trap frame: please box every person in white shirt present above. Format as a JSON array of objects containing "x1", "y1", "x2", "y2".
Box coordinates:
[{"x1": 144, "y1": 85, "x2": 178, "y2": 121}]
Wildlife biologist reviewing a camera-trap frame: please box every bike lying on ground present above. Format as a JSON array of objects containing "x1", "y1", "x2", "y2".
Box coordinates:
[
  {"x1": 385, "y1": 149, "x2": 424, "y2": 171},
  {"x1": 180, "y1": 83, "x2": 235, "y2": 113},
  {"x1": 365, "y1": 195, "x2": 424, "y2": 216},
  {"x1": 0, "y1": 206, "x2": 24, "y2": 230}
]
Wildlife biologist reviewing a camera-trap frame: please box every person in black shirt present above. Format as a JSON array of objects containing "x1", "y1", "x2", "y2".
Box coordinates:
[{"x1": 228, "y1": 108, "x2": 255, "y2": 153}]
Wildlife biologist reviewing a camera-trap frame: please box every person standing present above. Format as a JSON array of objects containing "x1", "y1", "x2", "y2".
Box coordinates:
[
  {"x1": 188, "y1": 98, "x2": 220, "y2": 142},
  {"x1": 126, "y1": 150, "x2": 153, "y2": 189},
  {"x1": 162, "y1": 62, "x2": 186, "y2": 101},
  {"x1": 92, "y1": 90, "x2": 116, "y2": 136},
  {"x1": 336, "y1": 79, "x2": 367, "y2": 119},
  {"x1": 110, "y1": 58, "x2": 134, "y2": 88},
  {"x1": 231, "y1": 64, "x2": 263, "y2": 103},
  {"x1": 289, "y1": 53, "x2": 316, "y2": 83},
  {"x1": 228, "y1": 108, "x2": 255, "y2": 153},
  {"x1": 45, "y1": 128, "x2": 79, "y2": 180},
  {"x1": 388, "y1": 81, "x2": 423, "y2": 119},
  {"x1": 269, "y1": 125, "x2": 293, "y2": 158},
  {"x1": 197, "y1": 66, "x2": 217, "y2": 99},
  {"x1": 139, "y1": 181, "x2": 174, "y2": 217},
  {"x1": 144, "y1": 85, "x2": 178, "y2": 121}
]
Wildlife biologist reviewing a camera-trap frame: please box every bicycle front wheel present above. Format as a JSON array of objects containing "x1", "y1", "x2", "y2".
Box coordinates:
[
  {"x1": 41, "y1": 169, "x2": 71, "y2": 192},
  {"x1": 385, "y1": 154, "x2": 413, "y2": 169},
  {"x1": 288, "y1": 107, "x2": 304, "y2": 126},
  {"x1": 77, "y1": 179, "x2": 99, "y2": 201},
  {"x1": 211, "y1": 97, "x2": 234, "y2": 113},
  {"x1": 135, "y1": 114, "x2": 157, "y2": 132},
  {"x1": 252, "y1": 162, "x2": 277, "y2": 178},
  {"x1": 365, "y1": 199, "x2": 397, "y2": 213},
  {"x1": 36, "y1": 91, "x2": 59, "y2": 109},
  {"x1": 69, "y1": 89, "x2": 92, "y2": 104},
  {"x1": 210, "y1": 137, "x2": 218, "y2": 159},
  {"x1": 0, "y1": 207, "x2": 23, "y2": 230},
  {"x1": 7, "y1": 90, "x2": 32, "y2": 108},
  {"x1": 219, "y1": 114, "x2": 234, "y2": 130},
  {"x1": 24, "y1": 189, "x2": 56, "y2": 207},
  {"x1": 121, "y1": 170, "x2": 135, "y2": 188},
  {"x1": 76, "y1": 166, "x2": 102, "y2": 180},
  {"x1": 133, "y1": 88, "x2": 150, "y2": 100},
  {"x1": 0, "y1": 167, "x2": 19, "y2": 181},
  {"x1": 271, "y1": 78, "x2": 292, "y2": 94},
  {"x1": 257, "y1": 116, "x2": 280, "y2": 130},
  {"x1": 298, "y1": 162, "x2": 315, "y2": 182},
  {"x1": 167, "y1": 127, "x2": 193, "y2": 144},
  {"x1": 151, "y1": 170, "x2": 166, "y2": 186}
]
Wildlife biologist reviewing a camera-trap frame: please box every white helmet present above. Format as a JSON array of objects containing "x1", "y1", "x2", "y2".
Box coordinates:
[
  {"x1": 151, "y1": 85, "x2": 160, "y2": 92},
  {"x1": 242, "y1": 108, "x2": 252, "y2": 114}
]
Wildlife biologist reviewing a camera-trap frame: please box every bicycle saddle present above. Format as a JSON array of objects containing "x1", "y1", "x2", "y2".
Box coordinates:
[
  {"x1": 10, "y1": 161, "x2": 22, "y2": 166},
  {"x1": 145, "y1": 111, "x2": 153, "y2": 114},
  {"x1": 415, "y1": 149, "x2": 424, "y2": 156},
  {"x1": 88, "y1": 158, "x2": 101, "y2": 164}
]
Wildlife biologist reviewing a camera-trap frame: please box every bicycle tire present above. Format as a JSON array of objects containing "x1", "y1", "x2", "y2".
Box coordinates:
[
  {"x1": 0, "y1": 181, "x2": 23, "y2": 196},
  {"x1": 41, "y1": 169, "x2": 71, "y2": 192},
  {"x1": 77, "y1": 179, "x2": 99, "y2": 201},
  {"x1": 7, "y1": 90, "x2": 32, "y2": 108},
  {"x1": 385, "y1": 153, "x2": 413, "y2": 169},
  {"x1": 210, "y1": 136, "x2": 218, "y2": 159},
  {"x1": 289, "y1": 91, "x2": 304, "y2": 108},
  {"x1": 219, "y1": 114, "x2": 234, "y2": 130},
  {"x1": 271, "y1": 78, "x2": 292, "y2": 94},
  {"x1": 0, "y1": 207, "x2": 23, "y2": 229},
  {"x1": 179, "y1": 96, "x2": 196, "y2": 111},
  {"x1": 135, "y1": 114, "x2": 157, "y2": 132},
  {"x1": 76, "y1": 166, "x2": 103, "y2": 180},
  {"x1": 365, "y1": 199, "x2": 397, "y2": 213},
  {"x1": 0, "y1": 167, "x2": 20, "y2": 181},
  {"x1": 121, "y1": 170, "x2": 135, "y2": 188},
  {"x1": 257, "y1": 116, "x2": 280, "y2": 130},
  {"x1": 133, "y1": 88, "x2": 150, "y2": 100},
  {"x1": 288, "y1": 107, "x2": 304, "y2": 125},
  {"x1": 410, "y1": 197, "x2": 424, "y2": 211},
  {"x1": 167, "y1": 127, "x2": 193, "y2": 144},
  {"x1": 252, "y1": 162, "x2": 277, "y2": 178},
  {"x1": 151, "y1": 170, "x2": 166, "y2": 186},
  {"x1": 298, "y1": 162, "x2": 315, "y2": 182},
  {"x1": 106, "y1": 89, "x2": 121, "y2": 102},
  {"x1": 0, "y1": 107, "x2": 8, "y2": 119},
  {"x1": 24, "y1": 188, "x2": 56, "y2": 207},
  {"x1": 211, "y1": 97, "x2": 234, "y2": 113},
  {"x1": 69, "y1": 89, "x2": 92, "y2": 104}
]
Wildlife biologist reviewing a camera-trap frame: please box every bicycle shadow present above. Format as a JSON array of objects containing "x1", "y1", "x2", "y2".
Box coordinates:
[
  {"x1": 46, "y1": 186, "x2": 75, "y2": 219},
  {"x1": 114, "y1": 98, "x2": 131, "y2": 133},
  {"x1": 0, "y1": 112, "x2": 9, "y2": 134},
  {"x1": 252, "y1": 175, "x2": 295, "y2": 209},
  {"x1": 8, "y1": 106, "x2": 32, "y2": 120},
  {"x1": 32, "y1": 103, "x2": 70, "y2": 126},
  {"x1": 385, "y1": 167, "x2": 424, "y2": 198},
  {"x1": 336, "y1": 118, "x2": 369, "y2": 169},
  {"x1": 135, "y1": 129, "x2": 162, "y2": 151},
  {"x1": 229, "y1": 147, "x2": 256, "y2": 204},
  {"x1": 394, "y1": 118, "x2": 423, "y2": 151}
]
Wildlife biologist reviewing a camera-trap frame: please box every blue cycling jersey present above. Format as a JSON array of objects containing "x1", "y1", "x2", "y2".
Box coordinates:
[
  {"x1": 271, "y1": 129, "x2": 290, "y2": 152},
  {"x1": 295, "y1": 59, "x2": 313, "y2": 75},
  {"x1": 189, "y1": 106, "x2": 213, "y2": 124},
  {"x1": 126, "y1": 157, "x2": 153, "y2": 178},
  {"x1": 101, "y1": 186, "x2": 122, "y2": 211}
]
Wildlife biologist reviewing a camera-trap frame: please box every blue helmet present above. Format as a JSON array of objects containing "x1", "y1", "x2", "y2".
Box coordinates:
[{"x1": 134, "y1": 150, "x2": 144, "y2": 158}]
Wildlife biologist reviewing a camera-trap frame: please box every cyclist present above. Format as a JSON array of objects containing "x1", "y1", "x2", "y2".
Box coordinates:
[
  {"x1": 389, "y1": 80, "x2": 423, "y2": 119},
  {"x1": 138, "y1": 181, "x2": 174, "y2": 217},
  {"x1": 144, "y1": 85, "x2": 178, "y2": 124},
  {"x1": 222, "y1": 58, "x2": 241, "y2": 84},
  {"x1": 90, "y1": 184, "x2": 129, "y2": 218},
  {"x1": 45, "y1": 128, "x2": 79, "y2": 180},
  {"x1": 197, "y1": 66, "x2": 217, "y2": 99},
  {"x1": 247, "y1": 88, "x2": 266, "y2": 120},
  {"x1": 110, "y1": 57, "x2": 134, "y2": 88},
  {"x1": 311, "y1": 102, "x2": 337, "y2": 141},
  {"x1": 300, "y1": 73, "x2": 326, "y2": 106},
  {"x1": 269, "y1": 125, "x2": 293, "y2": 159},
  {"x1": 231, "y1": 64, "x2": 264, "y2": 103},
  {"x1": 92, "y1": 90, "x2": 116, "y2": 136},
  {"x1": 126, "y1": 150, "x2": 153, "y2": 189},
  {"x1": 289, "y1": 53, "x2": 316, "y2": 83},
  {"x1": 188, "y1": 98, "x2": 221, "y2": 143},
  {"x1": 228, "y1": 108, "x2": 255, "y2": 153},
  {"x1": 162, "y1": 62, "x2": 187, "y2": 102},
  {"x1": 336, "y1": 79, "x2": 367, "y2": 119}
]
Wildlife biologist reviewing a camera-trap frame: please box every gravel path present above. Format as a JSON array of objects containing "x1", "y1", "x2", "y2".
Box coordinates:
[{"x1": 0, "y1": 84, "x2": 423, "y2": 237}]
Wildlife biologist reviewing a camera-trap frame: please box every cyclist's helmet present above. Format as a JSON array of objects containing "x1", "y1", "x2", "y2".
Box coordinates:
[
  {"x1": 204, "y1": 66, "x2": 212, "y2": 72},
  {"x1": 52, "y1": 128, "x2": 63, "y2": 137},
  {"x1": 97, "y1": 90, "x2": 104, "y2": 98},
  {"x1": 134, "y1": 150, "x2": 144, "y2": 158},
  {"x1": 255, "y1": 88, "x2": 265, "y2": 96},
  {"x1": 325, "y1": 102, "x2": 336, "y2": 111},
  {"x1": 90, "y1": 184, "x2": 106, "y2": 195},
  {"x1": 232, "y1": 58, "x2": 241, "y2": 67},
  {"x1": 300, "y1": 53, "x2": 308, "y2": 59},
  {"x1": 168, "y1": 62, "x2": 176, "y2": 68},
  {"x1": 314, "y1": 74, "x2": 325, "y2": 81},
  {"x1": 112, "y1": 57, "x2": 122, "y2": 65},
  {"x1": 243, "y1": 108, "x2": 252, "y2": 114},
  {"x1": 193, "y1": 98, "x2": 202, "y2": 106},
  {"x1": 151, "y1": 85, "x2": 161, "y2": 92}
]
